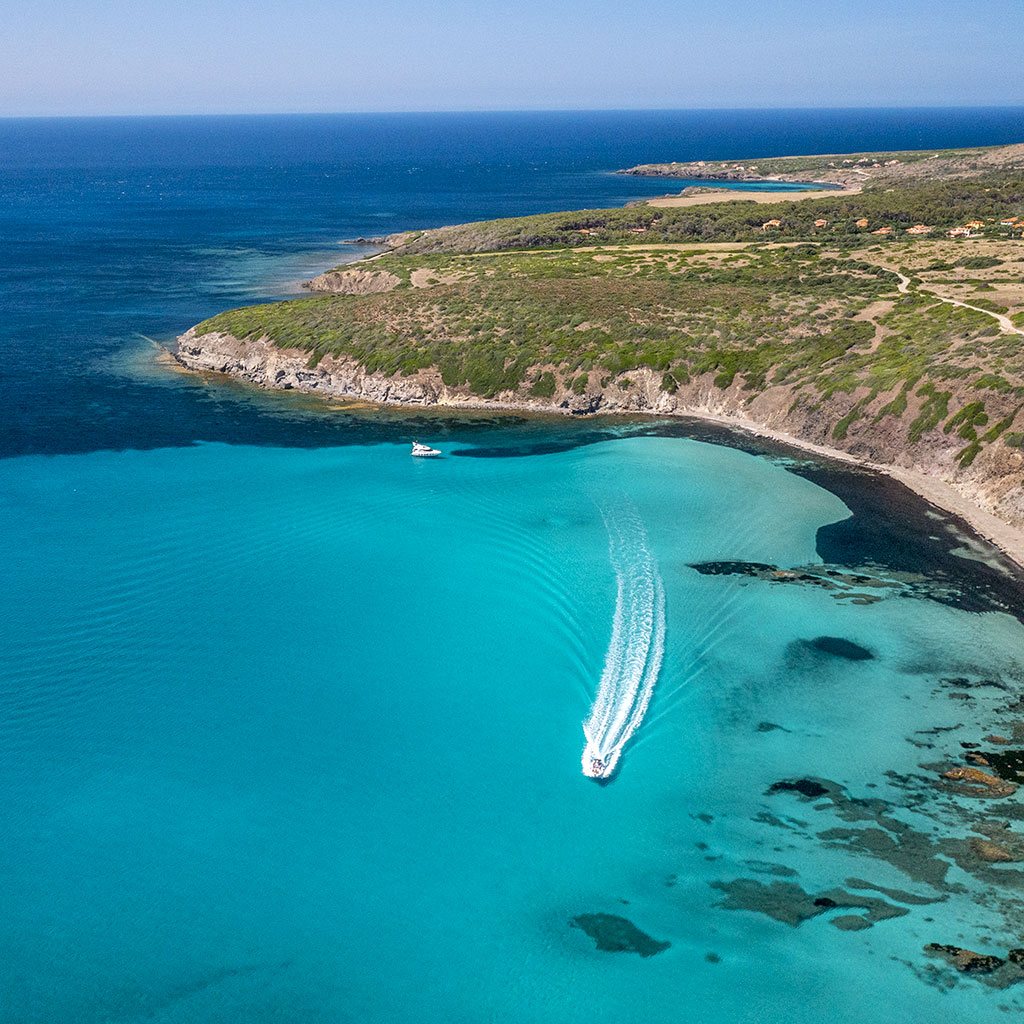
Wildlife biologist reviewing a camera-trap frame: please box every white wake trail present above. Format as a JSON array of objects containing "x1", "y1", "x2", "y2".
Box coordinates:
[{"x1": 582, "y1": 508, "x2": 665, "y2": 779}]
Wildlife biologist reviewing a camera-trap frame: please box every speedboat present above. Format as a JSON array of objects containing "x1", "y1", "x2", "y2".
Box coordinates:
[
  {"x1": 581, "y1": 739, "x2": 618, "y2": 780},
  {"x1": 411, "y1": 442, "x2": 441, "y2": 458}
]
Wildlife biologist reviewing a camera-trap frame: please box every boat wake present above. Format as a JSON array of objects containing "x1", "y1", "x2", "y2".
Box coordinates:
[{"x1": 582, "y1": 506, "x2": 665, "y2": 780}]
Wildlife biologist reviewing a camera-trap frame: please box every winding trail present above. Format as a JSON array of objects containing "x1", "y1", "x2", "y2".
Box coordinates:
[{"x1": 891, "y1": 269, "x2": 1024, "y2": 336}]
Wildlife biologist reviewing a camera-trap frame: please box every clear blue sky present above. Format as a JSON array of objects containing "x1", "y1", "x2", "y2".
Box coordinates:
[{"x1": 4, "y1": 0, "x2": 1024, "y2": 116}]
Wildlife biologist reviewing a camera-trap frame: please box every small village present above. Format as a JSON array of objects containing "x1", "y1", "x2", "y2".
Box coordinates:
[{"x1": 760, "y1": 214, "x2": 1024, "y2": 238}]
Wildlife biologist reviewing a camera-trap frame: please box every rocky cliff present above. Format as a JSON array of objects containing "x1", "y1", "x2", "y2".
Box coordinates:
[{"x1": 175, "y1": 327, "x2": 1024, "y2": 537}]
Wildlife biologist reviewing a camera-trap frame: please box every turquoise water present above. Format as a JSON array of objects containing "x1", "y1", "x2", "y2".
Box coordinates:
[
  {"x1": 4, "y1": 436, "x2": 1024, "y2": 1022},
  {"x1": 6, "y1": 111, "x2": 1024, "y2": 1019}
]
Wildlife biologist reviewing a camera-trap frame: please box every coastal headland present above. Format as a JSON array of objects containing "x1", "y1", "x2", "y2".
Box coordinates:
[{"x1": 175, "y1": 142, "x2": 1024, "y2": 563}]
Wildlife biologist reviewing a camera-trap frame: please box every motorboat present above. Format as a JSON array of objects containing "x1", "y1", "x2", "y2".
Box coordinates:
[
  {"x1": 581, "y1": 738, "x2": 618, "y2": 780},
  {"x1": 411, "y1": 442, "x2": 441, "y2": 458}
]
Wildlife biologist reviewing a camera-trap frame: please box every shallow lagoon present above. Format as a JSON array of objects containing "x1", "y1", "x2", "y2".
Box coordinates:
[{"x1": 3, "y1": 435, "x2": 1024, "y2": 1022}]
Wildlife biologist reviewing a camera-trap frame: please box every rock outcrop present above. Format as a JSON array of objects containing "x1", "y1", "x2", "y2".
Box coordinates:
[
  {"x1": 303, "y1": 267, "x2": 400, "y2": 294},
  {"x1": 174, "y1": 327, "x2": 1024, "y2": 551}
]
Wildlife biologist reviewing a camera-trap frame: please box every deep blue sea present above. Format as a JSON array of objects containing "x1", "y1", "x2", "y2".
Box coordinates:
[{"x1": 3, "y1": 110, "x2": 1024, "y2": 1022}]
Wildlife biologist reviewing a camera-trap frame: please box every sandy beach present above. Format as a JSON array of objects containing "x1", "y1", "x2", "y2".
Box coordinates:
[
  {"x1": 646, "y1": 186, "x2": 861, "y2": 208},
  {"x1": 683, "y1": 406, "x2": 1024, "y2": 573}
]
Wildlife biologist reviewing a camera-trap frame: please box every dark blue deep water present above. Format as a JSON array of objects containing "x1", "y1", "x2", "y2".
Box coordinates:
[
  {"x1": 3, "y1": 108, "x2": 1024, "y2": 457},
  {"x1": 4, "y1": 111, "x2": 1024, "y2": 1024}
]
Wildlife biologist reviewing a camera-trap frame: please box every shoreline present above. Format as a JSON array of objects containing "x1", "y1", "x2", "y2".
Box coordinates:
[
  {"x1": 679, "y1": 406, "x2": 1024, "y2": 576},
  {"x1": 168, "y1": 337, "x2": 1024, "y2": 575}
]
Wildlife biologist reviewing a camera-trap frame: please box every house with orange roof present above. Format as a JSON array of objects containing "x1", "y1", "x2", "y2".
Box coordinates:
[
  {"x1": 871, "y1": 226, "x2": 893, "y2": 235},
  {"x1": 906, "y1": 225, "x2": 932, "y2": 235},
  {"x1": 855, "y1": 218, "x2": 869, "y2": 228},
  {"x1": 761, "y1": 218, "x2": 782, "y2": 231},
  {"x1": 813, "y1": 218, "x2": 828, "y2": 228},
  {"x1": 948, "y1": 226, "x2": 973, "y2": 238}
]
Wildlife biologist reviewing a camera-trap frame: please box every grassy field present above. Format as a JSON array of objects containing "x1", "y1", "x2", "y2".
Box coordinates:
[
  {"x1": 196, "y1": 234, "x2": 1024, "y2": 470},
  {"x1": 186, "y1": 152, "x2": 1024, "y2": 476},
  {"x1": 381, "y1": 172, "x2": 1024, "y2": 255},
  {"x1": 619, "y1": 143, "x2": 1011, "y2": 179}
]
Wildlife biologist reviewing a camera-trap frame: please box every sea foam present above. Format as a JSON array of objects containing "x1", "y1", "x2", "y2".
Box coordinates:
[{"x1": 582, "y1": 505, "x2": 665, "y2": 778}]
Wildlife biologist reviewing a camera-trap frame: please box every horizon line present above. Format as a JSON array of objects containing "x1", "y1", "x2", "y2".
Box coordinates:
[{"x1": 4, "y1": 103, "x2": 1024, "y2": 121}]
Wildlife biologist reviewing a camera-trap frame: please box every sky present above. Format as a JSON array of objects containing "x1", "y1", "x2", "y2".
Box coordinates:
[{"x1": 3, "y1": 0, "x2": 1024, "y2": 116}]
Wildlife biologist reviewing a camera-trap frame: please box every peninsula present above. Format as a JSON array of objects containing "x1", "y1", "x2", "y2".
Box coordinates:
[{"x1": 175, "y1": 142, "x2": 1024, "y2": 559}]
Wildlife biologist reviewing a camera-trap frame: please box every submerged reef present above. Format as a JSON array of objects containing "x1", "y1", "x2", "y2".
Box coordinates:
[
  {"x1": 710, "y1": 878, "x2": 913, "y2": 929},
  {"x1": 701, "y1": 659, "x2": 1024, "y2": 995},
  {"x1": 570, "y1": 914, "x2": 670, "y2": 957},
  {"x1": 924, "y1": 945, "x2": 1024, "y2": 989}
]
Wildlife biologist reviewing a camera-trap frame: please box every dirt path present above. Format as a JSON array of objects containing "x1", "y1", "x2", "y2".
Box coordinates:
[{"x1": 890, "y1": 268, "x2": 1024, "y2": 336}]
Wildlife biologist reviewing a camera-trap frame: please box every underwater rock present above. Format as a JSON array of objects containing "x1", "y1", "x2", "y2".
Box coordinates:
[
  {"x1": 711, "y1": 879, "x2": 907, "y2": 929},
  {"x1": 570, "y1": 914, "x2": 670, "y2": 957},
  {"x1": 688, "y1": 561, "x2": 778, "y2": 576},
  {"x1": 767, "y1": 775, "x2": 960, "y2": 887},
  {"x1": 938, "y1": 675, "x2": 1011, "y2": 692},
  {"x1": 942, "y1": 765, "x2": 1018, "y2": 797},
  {"x1": 844, "y1": 878, "x2": 940, "y2": 906},
  {"x1": 969, "y1": 837, "x2": 1014, "y2": 862},
  {"x1": 924, "y1": 944, "x2": 1005, "y2": 973},
  {"x1": 684, "y1": 560, "x2": 973, "y2": 608},
  {"x1": 831, "y1": 915, "x2": 873, "y2": 931},
  {"x1": 979, "y1": 748, "x2": 1024, "y2": 782},
  {"x1": 710, "y1": 880, "x2": 826, "y2": 927},
  {"x1": 744, "y1": 860, "x2": 798, "y2": 877},
  {"x1": 806, "y1": 636, "x2": 874, "y2": 660},
  {"x1": 924, "y1": 944, "x2": 1024, "y2": 988},
  {"x1": 768, "y1": 778, "x2": 829, "y2": 799}
]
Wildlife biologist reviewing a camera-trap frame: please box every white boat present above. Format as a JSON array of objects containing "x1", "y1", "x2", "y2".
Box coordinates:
[
  {"x1": 411, "y1": 441, "x2": 441, "y2": 458},
  {"x1": 581, "y1": 742, "x2": 617, "y2": 780}
]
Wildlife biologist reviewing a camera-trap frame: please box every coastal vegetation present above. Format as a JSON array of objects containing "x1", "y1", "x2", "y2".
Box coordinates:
[
  {"x1": 380, "y1": 173, "x2": 1024, "y2": 254},
  {"x1": 182, "y1": 148, "x2": 1024, "y2": 531},
  {"x1": 618, "y1": 142, "x2": 1019, "y2": 182},
  {"x1": 197, "y1": 246, "x2": 902, "y2": 393}
]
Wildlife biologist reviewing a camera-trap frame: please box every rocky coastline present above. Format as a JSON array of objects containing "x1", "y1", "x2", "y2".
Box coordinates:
[{"x1": 174, "y1": 326, "x2": 1024, "y2": 567}]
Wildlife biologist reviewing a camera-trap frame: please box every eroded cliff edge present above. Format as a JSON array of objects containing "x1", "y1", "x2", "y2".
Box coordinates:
[{"x1": 175, "y1": 325, "x2": 1024, "y2": 542}]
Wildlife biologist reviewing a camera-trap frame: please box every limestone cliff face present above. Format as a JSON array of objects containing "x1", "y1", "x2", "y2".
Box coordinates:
[
  {"x1": 174, "y1": 329, "x2": 1024, "y2": 532},
  {"x1": 176, "y1": 329, "x2": 440, "y2": 404},
  {"x1": 302, "y1": 267, "x2": 400, "y2": 294}
]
